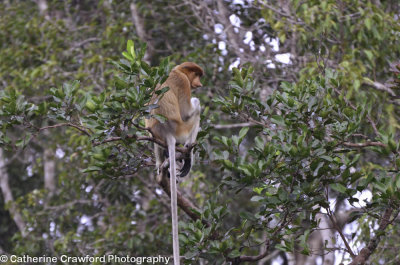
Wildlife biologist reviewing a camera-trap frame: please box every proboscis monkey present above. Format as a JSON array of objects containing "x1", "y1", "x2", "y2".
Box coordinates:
[{"x1": 145, "y1": 62, "x2": 203, "y2": 265}]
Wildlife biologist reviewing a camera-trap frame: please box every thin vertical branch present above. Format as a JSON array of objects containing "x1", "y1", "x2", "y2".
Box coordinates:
[{"x1": 0, "y1": 149, "x2": 27, "y2": 237}]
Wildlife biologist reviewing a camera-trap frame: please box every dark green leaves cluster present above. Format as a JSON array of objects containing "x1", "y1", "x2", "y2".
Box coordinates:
[{"x1": 206, "y1": 66, "x2": 400, "y2": 259}]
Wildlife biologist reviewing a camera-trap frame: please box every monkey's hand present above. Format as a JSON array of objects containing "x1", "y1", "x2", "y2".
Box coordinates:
[{"x1": 191, "y1": 97, "x2": 201, "y2": 115}]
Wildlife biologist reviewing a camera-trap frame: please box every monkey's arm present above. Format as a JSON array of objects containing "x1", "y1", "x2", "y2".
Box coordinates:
[{"x1": 181, "y1": 97, "x2": 200, "y2": 122}]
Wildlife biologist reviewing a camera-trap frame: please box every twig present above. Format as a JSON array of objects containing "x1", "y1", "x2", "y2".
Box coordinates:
[
  {"x1": 364, "y1": 80, "x2": 396, "y2": 97},
  {"x1": 213, "y1": 122, "x2": 254, "y2": 129},
  {"x1": 39, "y1": 123, "x2": 91, "y2": 136},
  {"x1": 94, "y1": 135, "x2": 164, "y2": 147},
  {"x1": 0, "y1": 149, "x2": 27, "y2": 237},
  {"x1": 327, "y1": 207, "x2": 355, "y2": 258},
  {"x1": 341, "y1": 141, "x2": 386, "y2": 148},
  {"x1": 69, "y1": 37, "x2": 101, "y2": 51},
  {"x1": 332, "y1": 86, "x2": 380, "y2": 136},
  {"x1": 323, "y1": 186, "x2": 355, "y2": 257},
  {"x1": 351, "y1": 134, "x2": 368, "y2": 139},
  {"x1": 94, "y1": 135, "x2": 196, "y2": 155},
  {"x1": 258, "y1": 1, "x2": 305, "y2": 25},
  {"x1": 235, "y1": 211, "x2": 289, "y2": 262}
]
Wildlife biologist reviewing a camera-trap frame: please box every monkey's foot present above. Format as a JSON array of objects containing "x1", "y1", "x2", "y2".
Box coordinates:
[{"x1": 178, "y1": 158, "x2": 191, "y2": 178}]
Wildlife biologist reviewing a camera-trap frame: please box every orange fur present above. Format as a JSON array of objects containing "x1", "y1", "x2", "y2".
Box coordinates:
[{"x1": 145, "y1": 62, "x2": 203, "y2": 144}]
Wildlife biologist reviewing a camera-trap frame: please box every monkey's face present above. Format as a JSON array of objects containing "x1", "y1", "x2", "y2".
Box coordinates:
[
  {"x1": 189, "y1": 72, "x2": 203, "y2": 88},
  {"x1": 179, "y1": 62, "x2": 204, "y2": 89}
]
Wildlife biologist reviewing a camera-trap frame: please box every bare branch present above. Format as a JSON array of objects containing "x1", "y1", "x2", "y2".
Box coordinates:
[
  {"x1": 44, "y1": 148, "x2": 56, "y2": 196},
  {"x1": 341, "y1": 141, "x2": 386, "y2": 148},
  {"x1": 213, "y1": 122, "x2": 253, "y2": 129},
  {"x1": 258, "y1": 1, "x2": 305, "y2": 25},
  {"x1": 327, "y1": 208, "x2": 355, "y2": 257},
  {"x1": 93, "y1": 134, "x2": 195, "y2": 156},
  {"x1": 364, "y1": 80, "x2": 396, "y2": 97},
  {"x1": 69, "y1": 37, "x2": 101, "y2": 50},
  {"x1": 0, "y1": 149, "x2": 27, "y2": 237},
  {"x1": 130, "y1": 3, "x2": 154, "y2": 62},
  {"x1": 156, "y1": 165, "x2": 203, "y2": 223},
  {"x1": 39, "y1": 123, "x2": 92, "y2": 136},
  {"x1": 94, "y1": 134, "x2": 165, "y2": 148}
]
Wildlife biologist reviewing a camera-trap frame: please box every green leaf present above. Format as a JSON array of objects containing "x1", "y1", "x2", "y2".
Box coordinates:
[
  {"x1": 153, "y1": 114, "x2": 167, "y2": 123},
  {"x1": 228, "y1": 249, "x2": 241, "y2": 258},
  {"x1": 185, "y1": 251, "x2": 199, "y2": 259},
  {"x1": 250, "y1": 195, "x2": 264, "y2": 202},
  {"x1": 85, "y1": 100, "x2": 97, "y2": 112},
  {"x1": 271, "y1": 115, "x2": 285, "y2": 126},
  {"x1": 320, "y1": 155, "x2": 333, "y2": 162},
  {"x1": 255, "y1": 136, "x2": 265, "y2": 151},
  {"x1": 122, "y1": 51, "x2": 133, "y2": 61},
  {"x1": 223, "y1": 159, "x2": 233, "y2": 168},
  {"x1": 232, "y1": 67, "x2": 244, "y2": 87},
  {"x1": 127, "y1": 39, "x2": 135, "y2": 58},
  {"x1": 15, "y1": 134, "x2": 32, "y2": 148},
  {"x1": 141, "y1": 61, "x2": 151, "y2": 74},
  {"x1": 396, "y1": 174, "x2": 400, "y2": 189},
  {"x1": 364, "y1": 50, "x2": 373, "y2": 62},
  {"x1": 155, "y1": 86, "x2": 170, "y2": 95},
  {"x1": 238, "y1": 127, "x2": 249, "y2": 145},
  {"x1": 82, "y1": 166, "x2": 102, "y2": 173},
  {"x1": 138, "y1": 43, "x2": 147, "y2": 60},
  {"x1": 275, "y1": 244, "x2": 289, "y2": 252},
  {"x1": 365, "y1": 17, "x2": 372, "y2": 30},
  {"x1": 330, "y1": 183, "x2": 347, "y2": 193},
  {"x1": 115, "y1": 77, "x2": 129, "y2": 90}
]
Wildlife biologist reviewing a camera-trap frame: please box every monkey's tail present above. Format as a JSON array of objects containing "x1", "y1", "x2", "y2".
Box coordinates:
[{"x1": 167, "y1": 136, "x2": 180, "y2": 265}]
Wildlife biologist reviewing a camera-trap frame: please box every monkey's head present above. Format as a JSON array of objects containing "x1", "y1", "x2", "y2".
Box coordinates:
[{"x1": 178, "y1": 62, "x2": 204, "y2": 89}]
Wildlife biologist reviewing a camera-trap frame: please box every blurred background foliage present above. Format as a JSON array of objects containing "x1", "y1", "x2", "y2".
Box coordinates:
[{"x1": 1, "y1": 0, "x2": 400, "y2": 264}]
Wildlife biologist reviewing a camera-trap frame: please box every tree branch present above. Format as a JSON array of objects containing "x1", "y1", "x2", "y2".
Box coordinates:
[
  {"x1": 364, "y1": 80, "x2": 396, "y2": 97},
  {"x1": 349, "y1": 208, "x2": 398, "y2": 265},
  {"x1": 156, "y1": 164, "x2": 203, "y2": 223},
  {"x1": 327, "y1": 207, "x2": 355, "y2": 257},
  {"x1": 341, "y1": 141, "x2": 386, "y2": 148},
  {"x1": 93, "y1": 134, "x2": 196, "y2": 156},
  {"x1": 0, "y1": 149, "x2": 27, "y2": 237},
  {"x1": 39, "y1": 123, "x2": 92, "y2": 136},
  {"x1": 213, "y1": 122, "x2": 254, "y2": 129},
  {"x1": 130, "y1": 3, "x2": 154, "y2": 63}
]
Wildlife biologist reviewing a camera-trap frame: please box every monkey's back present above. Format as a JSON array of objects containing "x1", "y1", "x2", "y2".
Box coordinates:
[{"x1": 144, "y1": 66, "x2": 194, "y2": 143}]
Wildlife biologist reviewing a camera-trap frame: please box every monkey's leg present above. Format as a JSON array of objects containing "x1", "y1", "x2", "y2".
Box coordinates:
[
  {"x1": 154, "y1": 143, "x2": 166, "y2": 175},
  {"x1": 179, "y1": 98, "x2": 201, "y2": 177},
  {"x1": 155, "y1": 139, "x2": 181, "y2": 179}
]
